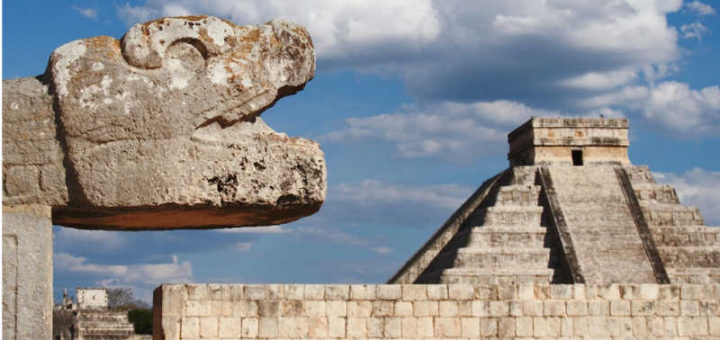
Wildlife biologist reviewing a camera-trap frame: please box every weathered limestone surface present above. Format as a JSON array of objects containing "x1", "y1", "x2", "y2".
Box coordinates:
[
  {"x1": 154, "y1": 283, "x2": 720, "y2": 339},
  {"x1": 2, "y1": 205, "x2": 53, "y2": 340},
  {"x1": 2, "y1": 16, "x2": 325, "y2": 230}
]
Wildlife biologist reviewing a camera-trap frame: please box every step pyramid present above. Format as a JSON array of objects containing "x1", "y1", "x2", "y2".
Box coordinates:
[{"x1": 390, "y1": 117, "x2": 720, "y2": 285}]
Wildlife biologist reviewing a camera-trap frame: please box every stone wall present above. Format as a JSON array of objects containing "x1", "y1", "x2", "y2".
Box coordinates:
[{"x1": 154, "y1": 283, "x2": 720, "y2": 339}]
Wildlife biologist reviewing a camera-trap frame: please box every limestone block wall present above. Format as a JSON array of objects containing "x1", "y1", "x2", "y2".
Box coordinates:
[{"x1": 154, "y1": 283, "x2": 720, "y2": 339}]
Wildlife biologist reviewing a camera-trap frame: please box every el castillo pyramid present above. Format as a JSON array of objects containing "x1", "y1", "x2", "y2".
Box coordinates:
[{"x1": 390, "y1": 117, "x2": 720, "y2": 285}]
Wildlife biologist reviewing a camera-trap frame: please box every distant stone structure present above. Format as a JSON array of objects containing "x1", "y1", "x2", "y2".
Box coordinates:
[
  {"x1": 390, "y1": 117, "x2": 719, "y2": 285},
  {"x1": 153, "y1": 117, "x2": 720, "y2": 339},
  {"x1": 3, "y1": 15, "x2": 325, "y2": 340},
  {"x1": 54, "y1": 288, "x2": 135, "y2": 340}
]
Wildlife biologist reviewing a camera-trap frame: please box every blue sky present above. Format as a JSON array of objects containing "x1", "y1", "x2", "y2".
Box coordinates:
[{"x1": 3, "y1": 0, "x2": 720, "y2": 302}]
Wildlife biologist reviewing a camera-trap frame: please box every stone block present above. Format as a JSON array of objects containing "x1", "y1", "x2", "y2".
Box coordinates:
[
  {"x1": 346, "y1": 317, "x2": 366, "y2": 338},
  {"x1": 394, "y1": 301, "x2": 412, "y2": 317},
  {"x1": 383, "y1": 317, "x2": 401, "y2": 338},
  {"x1": 2, "y1": 206, "x2": 53, "y2": 340},
  {"x1": 347, "y1": 301, "x2": 372, "y2": 317},
  {"x1": 278, "y1": 317, "x2": 309, "y2": 338},
  {"x1": 655, "y1": 300, "x2": 679, "y2": 316},
  {"x1": 610, "y1": 300, "x2": 630, "y2": 316},
  {"x1": 566, "y1": 300, "x2": 588, "y2": 316},
  {"x1": 681, "y1": 300, "x2": 700, "y2": 316},
  {"x1": 377, "y1": 285, "x2": 401, "y2": 300},
  {"x1": 199, "y1": 317, "x2": 218, "y2": 338},
  {"x1": 426, "y1": 285, "x2": 448, "y2": 300},
  {"x1": 516, "y1": 316, "x2": 533, "y2": 337},
  {"x1": 304, "y1": 301, "x2": 325, "y2": 317},
  {"x1": 550, "y1": 285, "x2": 573, "y2": 299},
  {"x1": 327, "y1": 317, "x2": 346, "y2": 338},
  {"x1": 350, "y1": 284, "x2": 375, "y2": 300},
  {"x1": 401, "y1": 285, "x2": 427, "y2": 300},
  {"x1": 308, "y1": 317, "x2": 328, "y2": 338},
  {"x1": 371, "y1": 301, "x2": 394, "y2": 317},
  {"x1": 258, "y1": 318, "x2": 278, "y2": 338},
  {"x1": 304, "y1": 285, "x2": 325, "y2": 300},
  {"x1": 461, "y1": 317, "x2": 480, "y2": 337},
  {"x1": 710, "y1": 317, "x2": 720, "y2": 335},
  {"x1": 232, "y1": 300, "x2": 258, "y2": 317},
  {"x1": 434, "y1": 317, "x2": 461, "y2": 337},
  {"x1": 181, "y1": 317, "x2": 199, "y2": 339},
  {"x1": 325, "y1": 301, "x2": 346, "y2": 317},
  {"x1": 498, "y1": 317, "x2": 516, "y2": 337},
  {"x1": 367, "y1": 317, "x2": 383, "y2": 337},
  {"x1": 401, "y1": 317, "x2": 418, "y2": 337},
  {"x1": 241, "y1": 318, "x2": 258, "y2": 338},
  {"x1": 325, "y1": 285, "x2": 349, "y2": 300},
  {"x1": 218, "y1": 317, "x2": 241, "y2": 338},
  {"x1": 588, "y1": 300, "x2": 609, "y2": 315},
  {"x1": 489, "y1": 301, "x2": 509, "y2": 316},
  {"x1": 245, "y1": 286, "x2": 267, "y2": 300},
  {"x1": 284, "y1": 285, "x2": 304, "y2": 300},
  {"x1": 522, "y1": 300, "x2": 544, "y2": 316},
  {"x1": 678, "y1": 316, "x2": 708, "y2": 336},
  {"x1": 631, "y1": 300, "x2": 654, "y2": 316},
  {"x1": 413, "y1": 301, "x2": 438, "y2": 316},
  {"x1": 439, "y1": 300, "x2": 459, "y2": 316},
  {"x1": 417, "y1": 317, "x2": 434, "y2": 337},
  {"x1": 480, "y1": 317, "x2": 498, "y2": 337},
  {"x1": 543, "y1": 300, "x2": 565, "y2": 316},
  {"x1": 639, "y1": 284, "x2": 659, "y2": 299}
]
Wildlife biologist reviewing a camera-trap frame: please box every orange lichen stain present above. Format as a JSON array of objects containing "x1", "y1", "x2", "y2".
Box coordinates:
[
  {"x1": 575, "y1": 130, "x2": 584, "y2": 137},
  {"x1": 239, "y1": 28, "x2": 261, "y2": 44},
  {"x1": 83, "y1": 36, "x2": 121, "y2": 59}
]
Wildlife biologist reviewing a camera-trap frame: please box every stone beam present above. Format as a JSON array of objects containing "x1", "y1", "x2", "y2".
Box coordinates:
[{"x1": 2, "y1": 16, "x2": 326, "y2": 230}]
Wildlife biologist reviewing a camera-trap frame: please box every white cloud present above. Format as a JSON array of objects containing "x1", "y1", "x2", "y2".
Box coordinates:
[
  {"x1": 73, "y1": 6, "x2": 98, "y2": 19},
  {"x1": 117, "y1": 0, "x2": 440, "y2": 63},
  {"x1": 643, "y1": 82, "x2": 720, "y2": 132},
  {"x1": 687, "y1": 1, "x2": 716, "y2": 16},
  {"x1": 562, "y1": 68, "x2": 639, "y2": 90},
  {"x1": 219, "y1": 225, "x2": 291, "y2": 234},
  {"x1": 372, "y1": 247, "x2": 394, "y2": 255},
  {"x1": 55, "y1": 227, "x2": 125, "y2": 250},
  {"x1": 234, "y1": 242, "x2": 253, "y2": 252},
  {"x1": 653, "y1": 168, "x2": 720, "y2": 225},
  {"x1": 681, "y1": 22, "x2": 709, "y2": 40},
  {"x1": 325, "y1": 100, "x2": 628, "y2": 161},
  {"x1": 295, "y1": 225, "x2": 368, "y2": 247},
  {"x1": 332, "y1": 180, "x2": 471, "y2": 210},
  {"x1": 55, "y1": 253, "x2": 192, "y2": 286}
]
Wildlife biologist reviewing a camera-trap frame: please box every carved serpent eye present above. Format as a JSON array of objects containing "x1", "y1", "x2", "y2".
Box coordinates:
[
  {"x1": 120, "y1": 16, "x2": 235, "y2": 70},
  {"x1": 164, "y1": 38, "x2": 208, "y2": 73}
]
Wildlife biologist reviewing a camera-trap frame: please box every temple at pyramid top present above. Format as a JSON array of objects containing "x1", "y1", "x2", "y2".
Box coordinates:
[
  {"x1": 391, "y1": 117, "x2": 719, "y2": 285},
  {"x1": 508, "y1": 117, "x2": 629, "y2": 166}
]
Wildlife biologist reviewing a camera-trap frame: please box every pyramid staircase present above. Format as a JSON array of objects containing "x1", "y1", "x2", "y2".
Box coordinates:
[{"x1": 625, "y1": 166, "x2": 720, "y2": 283}]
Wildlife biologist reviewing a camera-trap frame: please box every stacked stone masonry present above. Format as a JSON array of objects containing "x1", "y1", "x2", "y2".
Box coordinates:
[
  {"x1": 155, "y1": 283, "x2": 720, "y2": 339},
  {"x1": 626, "y1": 166, "x2": 720, "y2": 283}
]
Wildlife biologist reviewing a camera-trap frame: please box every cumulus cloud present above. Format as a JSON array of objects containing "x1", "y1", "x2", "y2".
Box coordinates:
[
  {"x1": 55, "y1": 253, "x2": 192, "y2": 285},
  {"x1": 325, "y1": 100, "x2": 625, "y2": 161},
  {"x1": 73, "y1": 6, "x2": 98, "y2": 19},
  {"x1": 686, "y1": 1, "x2": 716, "y2": 16},
  {"x1": 681, "y1": 22, "x2": 710, "y2": 40},
  {"x1": 654, "y1": 168, "x2": 720, "y2": 225}
]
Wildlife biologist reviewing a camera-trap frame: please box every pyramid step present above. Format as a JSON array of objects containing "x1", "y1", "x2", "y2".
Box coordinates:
[
  {"x1": 641, "y1": 204, "x2": 704, "y2": 226},
  {"x1": 494, "y1": 185, "x2": 541, "y2": 206},
  {"x1": 482, "y1": 206, "x2": 543, "y2": 226},
  {"x1": 467, "y1": 225, "x2": 547, "y2": 248},
  {"x1": 659, "y1": 246, "x2": 720, "y2": 267},
  {"x1": 632, "y1": 183, "x2": 679, "y2": 204},
  {"x1": 453, "y1": 248, "x2": 551, "y2": 268},
  {"x1": 650, "y1": 226, "x2": 720, "y2": 246},
  {"x1": 509, "y1": 166, "x2": 537, "y2": 186},
  {"x1": 440, "y1": 267, "x2": 553, "y2": 284},
  {"x1": 623, "y1": 166, "x2": 656, "y2": 184},
  {"x1": 667, "y1": 268, "x2": 720, "y2": 284}
]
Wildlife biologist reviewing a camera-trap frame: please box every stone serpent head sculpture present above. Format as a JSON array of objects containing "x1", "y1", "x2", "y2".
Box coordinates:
[{"x1": 3, "y1": 16, "x2": 325, "y2": 230}]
